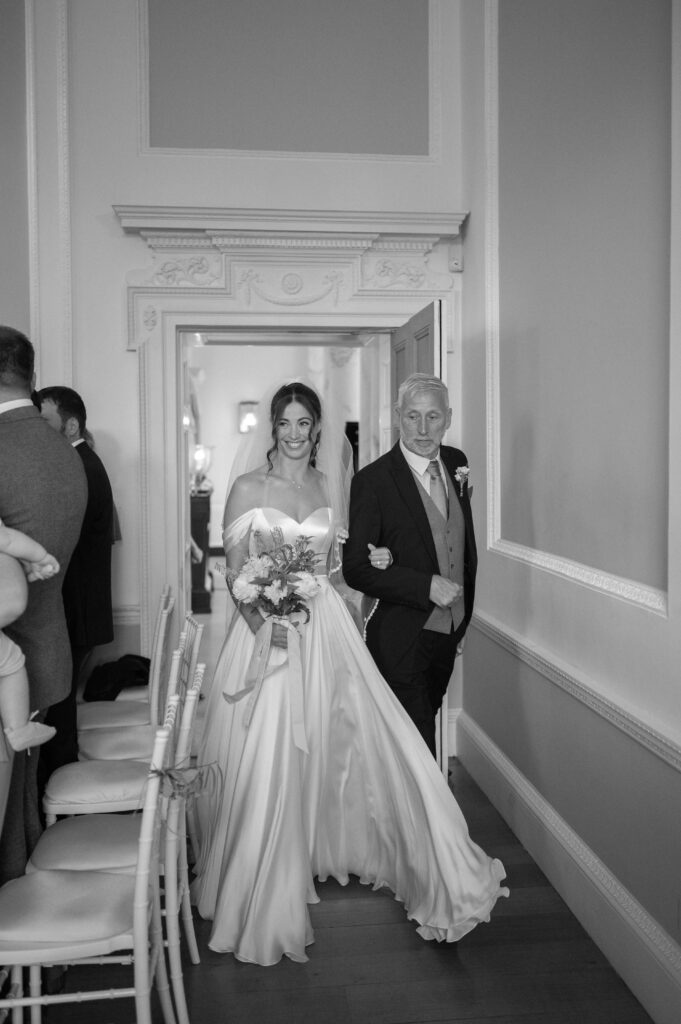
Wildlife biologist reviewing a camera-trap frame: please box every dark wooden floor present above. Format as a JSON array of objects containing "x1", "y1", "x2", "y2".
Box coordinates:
[{"x1": 45, "y1": 760, "x2": 653, "y2": 1024}]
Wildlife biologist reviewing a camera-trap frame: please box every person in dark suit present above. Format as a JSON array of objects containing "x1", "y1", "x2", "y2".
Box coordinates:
[
  {"x1": 37, "y1": 385, "x2": 115, "y2": 774},
  {"x1": 0, "y1": 327, "x2": 87, "y2": 882},
  {"x1": 343, "y1": 372, "x2": 477, "y2": 758}
]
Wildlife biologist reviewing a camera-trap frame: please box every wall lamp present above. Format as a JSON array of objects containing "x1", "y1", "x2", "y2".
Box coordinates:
[{"x1": 238, "y1": 401, "x2": 258, "y2": 433}]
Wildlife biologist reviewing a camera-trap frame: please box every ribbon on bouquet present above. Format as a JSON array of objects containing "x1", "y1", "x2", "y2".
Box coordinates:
[{"x1": 223, "y1": 616, "x2": 309, "y2": 754}]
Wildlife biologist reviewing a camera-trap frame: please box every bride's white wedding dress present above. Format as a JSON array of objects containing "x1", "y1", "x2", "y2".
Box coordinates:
[{"x1": 192, "y1": 506, "x2": 508, "y2": 965}]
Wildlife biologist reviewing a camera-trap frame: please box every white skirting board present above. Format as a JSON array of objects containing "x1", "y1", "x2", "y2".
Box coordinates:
[
  {"x1": 458, "y1": 711, "x2": 681, "y2": 1024},
  {"x1": 447, "y1": 706, "x2": 461, "y2": 756}
]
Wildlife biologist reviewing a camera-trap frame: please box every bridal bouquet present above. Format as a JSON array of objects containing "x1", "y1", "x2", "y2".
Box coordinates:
[{"x1": 227, "y1": 528, "x2": 321, "y2": 623}]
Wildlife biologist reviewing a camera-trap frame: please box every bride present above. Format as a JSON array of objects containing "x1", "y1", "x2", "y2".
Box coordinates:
[{"x1": 191, "y1": 381, "x2": 508, "y2": 965}]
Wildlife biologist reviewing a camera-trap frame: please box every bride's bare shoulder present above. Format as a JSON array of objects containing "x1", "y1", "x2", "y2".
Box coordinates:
[
  {"x1": 226, "y1": 466, "x2": 269, "y2": 509},
  {"x1": 232, "y1": 465, "x2": 269, "y2": 490}
]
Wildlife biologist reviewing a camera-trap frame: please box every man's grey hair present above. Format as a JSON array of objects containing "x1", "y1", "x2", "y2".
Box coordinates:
[{"x1": 396, "y1": 373, "x2": 450, "y2": 410}]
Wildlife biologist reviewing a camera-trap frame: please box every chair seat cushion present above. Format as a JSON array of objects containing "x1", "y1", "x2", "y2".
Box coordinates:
[
  {"x1": 78, "y1": 724, "x2": 156, "y2": 762},
  {"x1": 0, "y1": 870, "x2": 134, "y2": 944},
  {"x1": 116, "y1": 685, "x2": 149, "y2": 702},
  {"x1": 27, "y1": 813, "x2": 140, "y2": 873},
  {"x1": 43, "y1": 759, "x2": 150, "y2": 813},
  {"x1": 77, "y1": 700, "x2": 151, "y2": 731}
]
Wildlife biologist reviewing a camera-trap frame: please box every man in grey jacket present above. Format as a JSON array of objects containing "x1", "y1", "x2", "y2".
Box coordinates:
[{"x1": 0, "y1": 326, "x2": 87, "y2": 882}]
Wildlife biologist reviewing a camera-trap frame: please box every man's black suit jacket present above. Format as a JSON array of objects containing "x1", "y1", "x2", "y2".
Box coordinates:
[
  {"x1": 63, "y1": 442, "x2": 114, "y2": 649},
  {"x1": 343, "y1": 442, "x2": 477, "y2": 675}
]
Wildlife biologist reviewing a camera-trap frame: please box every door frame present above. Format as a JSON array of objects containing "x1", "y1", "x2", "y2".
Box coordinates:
[
  {"x1": 139, "y1": 309, "x2": 458, "y2": 650},
  {"x1": 116, "y1": 207, "x2": 465, "y2": 649}
]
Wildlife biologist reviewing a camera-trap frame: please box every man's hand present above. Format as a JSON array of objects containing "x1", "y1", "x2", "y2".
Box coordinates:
[
  {"x1": 429, "y1": 575, "x2": 463, "y2": 608},
  {"x1": 368, "y1": 543, "x2": 392, "y2": 570}
]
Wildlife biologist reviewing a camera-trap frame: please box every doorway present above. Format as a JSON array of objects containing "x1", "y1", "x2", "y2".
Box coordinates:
[
  {"x1": 177, "y1": 303, "x2": 444, "y2": 621},
  {"x1": 176, "y1": 301, "x2": 450, "y2": 766},
  {"x1": 179, "y1": 331, "x2": 391, "y2": 622},
  {"x1": 137, "y1": 301, "x2": 450, "y2": 650}
]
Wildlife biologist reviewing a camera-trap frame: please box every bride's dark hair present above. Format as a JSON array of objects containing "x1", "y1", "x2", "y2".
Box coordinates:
[{"x1": 266, "y1": 382, "x2": 322, "y2": 470}]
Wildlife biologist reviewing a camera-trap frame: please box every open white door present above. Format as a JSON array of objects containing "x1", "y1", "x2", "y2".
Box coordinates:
[
  {"x1": 390, "y1": 301, "x2": 444, "y2": 445},
  {"x1": 391, "y1": 301, "x2": 449, "y2": 775}
]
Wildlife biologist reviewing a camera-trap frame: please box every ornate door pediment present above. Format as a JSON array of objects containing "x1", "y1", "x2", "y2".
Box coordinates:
[{"x1": 114, "y1": 206, "x2": 467, "y2": 646}]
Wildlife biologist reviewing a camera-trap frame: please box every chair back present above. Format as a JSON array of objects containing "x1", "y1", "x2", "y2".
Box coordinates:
[
  {"x1": 156, "y1": 646, "x2": 184, "y2": 737},
  {"x1": 132, "y1": 715, "x2": 175, "y2": 1015},
  {"x1": 149, "y1": 585, "x2": 171, "y2": 654},
  {"x1": 179, "y1": 615, "x2": 204, "y2": 703},
  {"x1": 164, "y1": 667, "x2": 205, "y2": 865},
  {"x1": 174, "y1": 664, "x2": 206, "y2": 771},
  {"x1": 162, "y1": 665, "x2": 206, "y2": 1023},
  {"x1": 149, "y1": 596, "x2": 176, "y2": 726}
]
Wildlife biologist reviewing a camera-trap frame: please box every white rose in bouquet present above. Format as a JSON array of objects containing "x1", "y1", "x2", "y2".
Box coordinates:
[
  {"x1": 263, "y1": 580, "x2": 286, "y2": 606},
  {"x1": 293, "y1": 572, "x2": 321, "y2": 601},
  {"x1": 232, "y1": 577, "x2": 260, "y2": 603}
]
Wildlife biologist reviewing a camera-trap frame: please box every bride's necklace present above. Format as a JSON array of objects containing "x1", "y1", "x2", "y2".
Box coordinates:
[{"x1": 272, "y1": 471, "x2": 307, "y2": 490}]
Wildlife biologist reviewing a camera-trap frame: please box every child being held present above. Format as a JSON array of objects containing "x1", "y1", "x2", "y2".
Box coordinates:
[{"x1": 0, "y1": 518, "x2": 60, "y2": 753}]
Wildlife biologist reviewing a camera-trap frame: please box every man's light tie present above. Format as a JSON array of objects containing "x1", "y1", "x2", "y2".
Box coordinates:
[{"x1": 427, "y1": 460, "x2": 448, "y2": 518}]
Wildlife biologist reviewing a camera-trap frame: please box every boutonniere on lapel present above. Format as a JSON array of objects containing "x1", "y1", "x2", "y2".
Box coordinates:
[{"x1": 454, "y1": 465, "x2": 470, "y2": 496}]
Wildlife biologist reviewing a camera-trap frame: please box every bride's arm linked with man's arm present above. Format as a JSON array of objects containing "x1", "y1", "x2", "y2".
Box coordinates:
[{"x1": 344, "y1": 467, "x2": 463, "y2": 610}]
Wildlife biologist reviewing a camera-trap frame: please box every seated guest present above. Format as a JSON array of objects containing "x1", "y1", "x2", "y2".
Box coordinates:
[{"x1": 37, "y1": 386, "x2": 115, "y2": 773}]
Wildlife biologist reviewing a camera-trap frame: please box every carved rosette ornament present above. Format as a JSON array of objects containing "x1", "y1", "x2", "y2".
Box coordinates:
[
  {"x1": 238, "y1": 268, "x2": 345, "y2": 307},
  {"x1": 281, "y1": 272, "x2": 304, "y2": 295}
]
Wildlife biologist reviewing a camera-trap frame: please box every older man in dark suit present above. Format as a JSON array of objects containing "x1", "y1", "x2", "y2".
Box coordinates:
[
  {"x1": 37, "y1": 385, "x2": 115, "y2": 774},
  {"x1": 343, "y1": 373, "x2": 477, "y2": 758},
  {"x1": 0, "y1": 327, "x2": 87, "y2": 882}
]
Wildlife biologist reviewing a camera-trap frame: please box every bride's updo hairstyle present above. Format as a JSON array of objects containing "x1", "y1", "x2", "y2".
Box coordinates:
[{"x1": 266, "y1": 382, "x2": 322, "y2": 470}]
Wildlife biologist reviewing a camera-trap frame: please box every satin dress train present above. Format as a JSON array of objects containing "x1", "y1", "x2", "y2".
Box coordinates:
[{"x1": 192, "y1": 507, "x2": 508, "y2": 965}]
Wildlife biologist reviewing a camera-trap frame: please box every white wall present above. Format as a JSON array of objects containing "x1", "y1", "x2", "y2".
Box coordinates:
[
  {"x1": 460, "y1": 3, "x2": 681, "y2": 1021},
  {"x1": 0, "y1": 0, "x2": 30, "y2": 331},
  {"x1": 498, "y1": 0, "x2": 670, "y2": 589},
  {"x1": 23, "y1": 0, "x2": 462, "y2": 621}
]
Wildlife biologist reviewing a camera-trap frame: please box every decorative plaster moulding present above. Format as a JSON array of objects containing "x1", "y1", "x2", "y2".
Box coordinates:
[
  {"x1": 137, "y1": 0, "x2": 446, "y2": 164},
  {"x1": 473, "y1": 611, "x2": 681, "y2": 772},
  {"x1": 114, "y1": 206, "x2": 468, "y2": 352},
  {"x1": 482, "y1": 0, "x2": 667, "y2": 615},
  {"x1": 113, "y1": 205, "x2": 467, "y2": 239}
]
